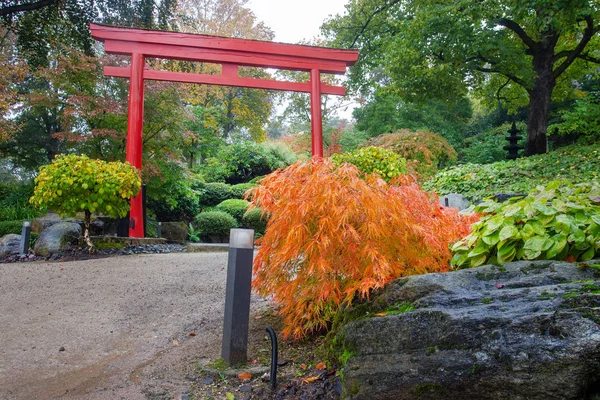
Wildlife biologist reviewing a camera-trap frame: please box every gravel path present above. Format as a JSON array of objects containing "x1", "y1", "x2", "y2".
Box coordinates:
[{"x1": 0, "y1": 252, "x2": 265, "y2": 400}]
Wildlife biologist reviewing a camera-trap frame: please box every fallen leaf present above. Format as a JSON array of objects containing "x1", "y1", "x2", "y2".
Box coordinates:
[
  {"x1": 300, "y1": 363, "x2": 307, "y2": 370},
  {"x1": 374, "y1": 312, "x2": 387, "y2": 317},
  {"x1": 226, "y1": 392, "x2": 235, "y2": 400},
  {"x1": 254, "y1": 315, "x2": 263, "y2": 319},
  {"x1": 238, "y1": 371, "x2": 252, "y2": 381},
  {"x1": 250, "y1": 359, "x2": 259, "y2": 365},
  {"x1": 565, "y1": 255, "x2": 576, "y2": 263},
  {"x1": 315, "y1": 362, "x2": 326, "y2": 370},
  {"x1": 495, "y1": 282, "x2": 504, "y2": 289},
  {"x1": 172, "y1": 339, "x2": 179, "y2": 346},
  {"x1": 189, "y1": 332, "x2": 196, "y2": 337},
  {"x1": 301, "y1": 376, "x2": 319, "y2": 384}
]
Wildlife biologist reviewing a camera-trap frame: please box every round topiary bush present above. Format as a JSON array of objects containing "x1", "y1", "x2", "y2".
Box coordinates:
[
  {"x1": 231, "y1": 183, "x2": 257, "y2": 200},
  {"x1": 242, "y1": 207, "x2": 269, "y2": 235},
  {"x1": 198, "y1": 183, "x2": 234, "y2": 207},
  {"x1": 215, "y1": 199, "x2": 250, "y2": 223},
  {"x1": 193, "y1": 211, "x2": 239, "y2": 243}
]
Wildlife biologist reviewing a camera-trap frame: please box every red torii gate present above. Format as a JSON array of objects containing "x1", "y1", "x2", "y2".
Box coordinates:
[{"x1": 90, "y1": 23, "x2": 358, "y2": 238}]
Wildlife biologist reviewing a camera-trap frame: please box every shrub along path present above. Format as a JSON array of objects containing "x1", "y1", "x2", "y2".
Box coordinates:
[{"x1": 0, "y1": 252, "x2": 270, "y2": 399}]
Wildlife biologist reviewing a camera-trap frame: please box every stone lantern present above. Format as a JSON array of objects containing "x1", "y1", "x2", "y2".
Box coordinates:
[{"x1": 503, "y1": 122, "x2": 524, "y2": 160}]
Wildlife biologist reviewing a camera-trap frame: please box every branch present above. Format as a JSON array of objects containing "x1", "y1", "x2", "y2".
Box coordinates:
[
  {"x1": 498, "y1": 18, "x2": 537, "y2": 50},
  {"x1": 474, "y1": 65, "x2": 529, "y2": 89},
  {"x1": 495, "y1": 78, "x2": 511, "y2": 102},
  {"x1": 351, "y1": 0, "x2": 402, "y2": 47},
  {"x1": 0, "y1": 0, "x2": 57, "y2": 18},
  {"x1": 577, "y1": 53, "x2": 600, "y2": 63},
  {"x1": 553, "y1": 15, "x2": 597, "y2": 78}
]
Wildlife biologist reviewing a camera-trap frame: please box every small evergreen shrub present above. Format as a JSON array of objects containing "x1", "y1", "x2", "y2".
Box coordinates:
[
  {"x1": 193, "y1": 211, "x2": 239, "y2": 242},
  {"x1": 198, "y1": 141, "x2": 298, "y2": 184},
  {"x1": 231, "y1": 183, "x2": 257, "y2": 200},
  {"x1": 215, "y1": 199, "x2": 250, "y2": 223},
  {"x1": 198, "y1": 183, "x2": 234, "y2": 206},
  {"x1": 451, "y1": 181, "x2": 600, "y2": 268},
  {"x1": 0, "y1": 220, "x2": 24, "y2": 236},
  {"x1": 242, "y1": 207, "x2": 269, "y2": 235},
  {"x1": 331, "y1": 146, "x2": 407, "y2": 182}
]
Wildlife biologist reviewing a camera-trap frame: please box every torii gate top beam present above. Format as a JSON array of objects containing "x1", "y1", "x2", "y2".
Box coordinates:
[
  {"x1": 91, "y1": 23, "x2": 358, "y2": 74},
  {"x1": 90, "y1": 23, "x2": 358, "y2": 238}
]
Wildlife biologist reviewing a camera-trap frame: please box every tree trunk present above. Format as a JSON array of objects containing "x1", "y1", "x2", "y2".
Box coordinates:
[
  {"x1": 84, "y1": 210, "x2": 95, "y2": 254},
  {"x1": 526, "y1": 45, "x2": 556, "y2": 156}
]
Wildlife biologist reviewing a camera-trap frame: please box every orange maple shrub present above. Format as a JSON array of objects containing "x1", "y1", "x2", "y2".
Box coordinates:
[{"x1": 250, "y1": 159, "x2": 477, "y2": 340}]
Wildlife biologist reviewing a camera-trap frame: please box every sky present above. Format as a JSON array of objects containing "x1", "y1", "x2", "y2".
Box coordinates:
[
  {"x1": 246, "y1": 0, "x2": 349, "y2": 44},
  {"x1": 246, "y1": 0, "x2": 356, "y2": 120}
]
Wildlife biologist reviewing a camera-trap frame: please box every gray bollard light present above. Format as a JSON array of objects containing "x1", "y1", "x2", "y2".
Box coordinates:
[
  {"x1": 157, "y1": 222, "x2": 162, "y2": 238},
  {"x1": 222, "y1": 228, "x2": 255, "y2": 366},
  {"x1": 20, "y1": 221, "x2": 31, "y2": 255}
]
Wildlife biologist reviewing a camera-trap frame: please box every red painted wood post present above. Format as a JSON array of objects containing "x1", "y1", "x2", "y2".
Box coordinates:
[
  {"x1": 310, "y1": 68, "x2": 323, "y2": 158},
  {"x1": 126, "y1": 53, "x2": 146, "y2": 238}
]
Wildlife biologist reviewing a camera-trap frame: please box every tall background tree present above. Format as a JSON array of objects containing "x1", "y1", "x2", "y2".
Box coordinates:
[{"x1": 324, "y1": 0, "x2": 600, "y2": 155}]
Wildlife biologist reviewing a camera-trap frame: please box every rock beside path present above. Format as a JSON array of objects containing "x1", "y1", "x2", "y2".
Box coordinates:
[
  {"x1": 33, "y1": 222, "x2": 82, "y2": 256},
  {"x1": 0, "y1": 234, "x2": 21, "y2": 257},
  {"x1": 31, "y1": 213, "x2": 62, "y2": 234},
  {"x1": 338, "y1": 260, "x2": 600, "y2": 400}
]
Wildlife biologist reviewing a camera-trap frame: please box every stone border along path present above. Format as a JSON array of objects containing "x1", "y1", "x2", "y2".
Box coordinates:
[{"x1": 0, "y1": 252, "x2": 268, "y2": 400}]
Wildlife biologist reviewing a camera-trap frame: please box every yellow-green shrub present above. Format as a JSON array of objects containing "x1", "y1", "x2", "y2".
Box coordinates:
[
  {"x1": 30, "y1": 154, "x2": 141, "y2": 247},
  {"x1": 331, "y1": 146, "x2": 406, "y2": 182}
]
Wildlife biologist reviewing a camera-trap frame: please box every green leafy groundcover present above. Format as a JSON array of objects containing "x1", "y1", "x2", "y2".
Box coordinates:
[
  {"x1": 424, "y1": 142, "x2": 600, "y2": 201},
  {"x1": 451, "y1": 181, "x2": 600, "y2": 269}
]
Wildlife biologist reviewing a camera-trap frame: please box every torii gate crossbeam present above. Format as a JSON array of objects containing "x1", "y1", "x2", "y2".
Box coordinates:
[{"x1": 90, "y1": 23, "x2": 358, "y2": 238}]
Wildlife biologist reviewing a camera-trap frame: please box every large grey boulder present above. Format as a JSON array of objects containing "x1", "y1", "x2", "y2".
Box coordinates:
[
  {"x1": 0, "y1": 234, "x2": 21, "y2": 257},
  {"x1": 31, "y1": 213, "x2": 62, "y2": 234},
  {"x1": 32, "y1": 213, "x2": 84, "y2": 234},
  {"x1": 338, "y1": 260, "x2": 600, "y2": 400},
  {"x1": 34, "y1": 222, "x2": 81, "y2": 256}
]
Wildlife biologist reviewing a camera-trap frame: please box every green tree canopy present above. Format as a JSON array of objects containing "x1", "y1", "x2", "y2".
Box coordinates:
[{"x1": 324, "y1": 0, "x2": 600, "y2": 155}]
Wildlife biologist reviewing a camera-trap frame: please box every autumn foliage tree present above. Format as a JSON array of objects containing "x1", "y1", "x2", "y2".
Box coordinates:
[{"x1": 250, "y1": 159, "x2": 477, "y2": 339}]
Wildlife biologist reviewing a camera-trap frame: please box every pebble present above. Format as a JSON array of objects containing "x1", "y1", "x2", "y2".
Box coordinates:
[
  {"x1": 239, "y1": 385, "x2": 252, "y2": 392},
  {"x1": 58, "y1": 347, "x2": 65, "y2": 352},
  {"x1": 202, "y1": 377, "x2": 214, "y2": 385},
  {"x1": 0, "y1": 244, "x2": 186, "y2": 264}
]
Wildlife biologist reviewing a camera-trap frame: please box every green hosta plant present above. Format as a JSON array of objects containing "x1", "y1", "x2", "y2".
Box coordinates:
[
  {"x1": 451, "y1": 181, "x2": 600, "y2": 268},
  {"x1": 331, "y1": 146, "x2": 407, "y2": 182},
  {"x1": 30, "y1": 154, "x2": 141, "y2": 251}
]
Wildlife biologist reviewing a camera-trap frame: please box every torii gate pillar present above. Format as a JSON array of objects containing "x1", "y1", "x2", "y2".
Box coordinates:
[{"x1": 126, "y1": 53, "x2": 146, "y2": 237}]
